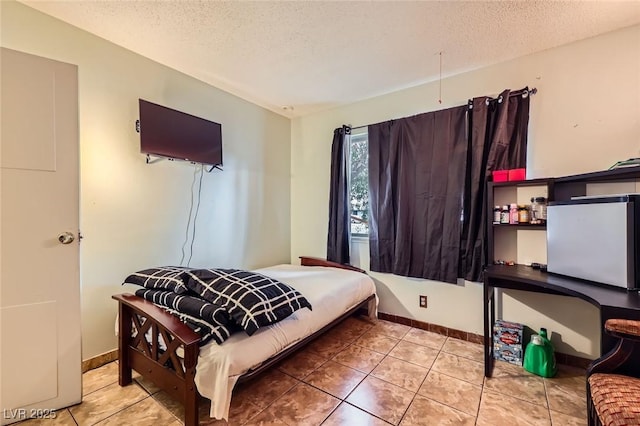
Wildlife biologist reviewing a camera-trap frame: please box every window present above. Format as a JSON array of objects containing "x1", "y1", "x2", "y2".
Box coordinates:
[{"x1": 349, "y1": 129, "x2": 369, "y2": 236}]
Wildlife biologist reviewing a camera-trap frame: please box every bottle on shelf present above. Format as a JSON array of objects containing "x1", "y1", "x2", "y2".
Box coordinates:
[
  {"x1": 493, "y1": 205, "x2": 501, "y2": 224},
  {"x1": 518, "y1": 205, "x2": 529, "y2": 223},
  {"x1": 500, "y1": 205, "x2": 510, "y2": 224},
  {"x1": 509, "y1": 203, "x2": 519, "y2": 224},
  {"x1": 536, "y1": 197, "x2": 547, "y2": 223},
  {"x1": 530, "y1": 197, "x2": 548, "y2": 224}
]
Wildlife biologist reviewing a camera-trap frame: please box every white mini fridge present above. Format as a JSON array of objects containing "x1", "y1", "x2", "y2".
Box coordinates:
[{"x1": 546, "y1": 195, "x2": 640, "y2": 290}]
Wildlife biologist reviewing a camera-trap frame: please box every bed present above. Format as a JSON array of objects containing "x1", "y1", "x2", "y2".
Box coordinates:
[{"x1": 112, "y1": 256, "x2": 378, "y2": 425}]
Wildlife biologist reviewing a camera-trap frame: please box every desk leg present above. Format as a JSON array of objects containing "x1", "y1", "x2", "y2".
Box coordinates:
[{"x1": 484, "y1": 280, "x2": 495, "y2": 377}]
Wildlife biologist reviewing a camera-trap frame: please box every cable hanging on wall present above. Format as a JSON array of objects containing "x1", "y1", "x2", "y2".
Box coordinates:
[
  {"x1": 180, "y1": 164, "x2": 204, "y2": 266},
  {"x1": 188, "y1": 165, "x2": 204, "y2": 266},
  {"x1": 437, "y1": 51, "x2": 443, "y2": 104}
]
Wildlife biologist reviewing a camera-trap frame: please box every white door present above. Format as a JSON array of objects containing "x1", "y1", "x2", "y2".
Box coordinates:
[{"x1": 0, "y1": 48, "x2": 81, "y2": 424}]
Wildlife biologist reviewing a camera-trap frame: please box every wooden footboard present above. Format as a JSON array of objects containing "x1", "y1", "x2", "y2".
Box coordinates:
[
  {"x1": 113, "y1": 257, "x2": 370, "y2": 425},
  {"x1": 299, "y1": 256, "x2": 366, "y2": 273},
  {"x1": 112, "y1": 293, "x2": 201, "y2": 426}
]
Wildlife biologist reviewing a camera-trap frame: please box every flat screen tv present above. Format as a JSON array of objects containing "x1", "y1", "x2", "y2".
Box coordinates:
[{"x1": 139, "y1": 99, "x2": 222, "y2": 167}]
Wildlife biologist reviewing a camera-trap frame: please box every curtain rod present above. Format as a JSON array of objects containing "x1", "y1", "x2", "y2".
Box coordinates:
[
  {"x1": 347, "y1": 87, "x2": 537, "y2": 130},
  {"x1": 468, "y1": 87, "x2": 537, "y2": 109},
  {"x1": 506, "y1": 87, "x2": 537, "y2": 98}
]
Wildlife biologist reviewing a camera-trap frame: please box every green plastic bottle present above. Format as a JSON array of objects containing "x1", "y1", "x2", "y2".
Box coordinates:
[{"x1": 523, "y1": 328, "x2": 557, "y2": 378}]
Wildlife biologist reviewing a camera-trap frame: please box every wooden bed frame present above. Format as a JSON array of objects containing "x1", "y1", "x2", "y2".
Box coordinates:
[{"x1": 112, "y1": 256, "x2": 373, "y2": 426}]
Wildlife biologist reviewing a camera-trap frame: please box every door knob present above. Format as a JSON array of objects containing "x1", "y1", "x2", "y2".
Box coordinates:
[{"x1": 58, "y1": 232, "x2": 75, "y2": 244}]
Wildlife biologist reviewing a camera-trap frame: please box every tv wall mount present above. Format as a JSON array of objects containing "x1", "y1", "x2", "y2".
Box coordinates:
[
  {"x1": 144, "y1": 154, "x2": 221, "y2": 172},
  {"x1": 137, "y1": 120, "x2": 222, "y2": 172}
]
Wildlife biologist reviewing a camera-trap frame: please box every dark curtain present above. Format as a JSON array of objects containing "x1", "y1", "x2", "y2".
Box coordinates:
[
  {"x1": 368, "y1": 106, "x2": 467, "y2": 284},
  {"x1": 460, "y1": 88, "x2": 530, "y2": 281},
  {"x1": 326, "y1": 125, "x2": 351, "y2": 264}
]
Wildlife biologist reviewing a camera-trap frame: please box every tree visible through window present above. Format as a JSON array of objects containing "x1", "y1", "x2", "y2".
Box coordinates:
[{"x1": 349, "y1": 130, "x2": 369, "y2": 235}]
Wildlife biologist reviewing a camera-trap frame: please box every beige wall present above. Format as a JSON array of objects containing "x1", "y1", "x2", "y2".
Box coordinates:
[
  {"x1": 291, "y1": 24, "x2": 640, "y2": 359},
  {"x1": 1, "y1": 1, "x2": 292, "y2": 361}
]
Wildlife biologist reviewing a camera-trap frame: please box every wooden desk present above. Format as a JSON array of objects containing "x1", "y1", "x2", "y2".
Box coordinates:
[{"x1": 483, "y1": 264, "x2": 640, "y2": 377}]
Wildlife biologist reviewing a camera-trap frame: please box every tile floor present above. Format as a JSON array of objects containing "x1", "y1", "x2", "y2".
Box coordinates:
[{"x1": 20, "y1": 317, "x2": 588, "y2": 425}]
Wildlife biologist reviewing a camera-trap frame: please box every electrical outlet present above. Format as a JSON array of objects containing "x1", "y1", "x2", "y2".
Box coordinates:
[{"x1": 419, "y1": 295, "x2": 427, "y2": 308}]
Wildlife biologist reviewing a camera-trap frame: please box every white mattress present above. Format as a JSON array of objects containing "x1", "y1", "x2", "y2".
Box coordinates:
[{"x1": 193, "y1": 264, "x2": 378, "y2": 420}]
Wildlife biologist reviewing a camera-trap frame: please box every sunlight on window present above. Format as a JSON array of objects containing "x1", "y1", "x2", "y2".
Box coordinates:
[{"x1": 349, "y1": 130, "x2": 369, "y2": 236}]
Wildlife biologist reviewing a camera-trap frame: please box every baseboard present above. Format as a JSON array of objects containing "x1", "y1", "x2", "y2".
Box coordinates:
[
  {"x1": 82, "y1": 349, "x2": 118, "y2": 373},
  {"x1": 554, "y1": 352, "x2": 592, "y2": 370},
  {"x1": 378, "y1": 312, "x2": 484, "y2": 344},
  {"x1": 378, "y1": 312, "x2": 592, "y2": 369}
]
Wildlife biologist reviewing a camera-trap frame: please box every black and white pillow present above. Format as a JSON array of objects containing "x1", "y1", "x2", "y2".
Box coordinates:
[
  {"x1": 135, "y1": 288, "x2": 235, "y2": 345},
  {"x1": 185, "y1": 269, "x2": 312, "y2": 336},
  {"x1": 134, "y1": 288, "x2": 231, "y2": 327},
  {"x1": 159, "y1": 307, "x2": 235, "y2": 346},
  {"x1": 123, "y1": 266, "x2": 190, "y2": 294}
]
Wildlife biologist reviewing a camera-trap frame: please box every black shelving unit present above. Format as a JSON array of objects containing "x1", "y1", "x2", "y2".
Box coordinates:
[
  {"x1": 487, "y1": 178, "x2": 552, "y2": 266},
  {"x1": 483, "y1": 167, "x2": 640, "y2": 378},
  {"x1": 486, "y1": 167, "x2": 640, "y2": 267}
]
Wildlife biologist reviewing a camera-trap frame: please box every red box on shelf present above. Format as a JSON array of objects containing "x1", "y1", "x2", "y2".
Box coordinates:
[
  {"x1": 508, "y1": 168, "x2": 526, "y2": 181},
  {"x1": 492, "y1": 170, "x2": 508, "y2": 182}
]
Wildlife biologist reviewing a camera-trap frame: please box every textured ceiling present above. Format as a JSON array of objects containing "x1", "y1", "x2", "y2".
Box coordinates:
[{"x1": 20, "y1": 1, "x2": 640, "y2": 118}]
